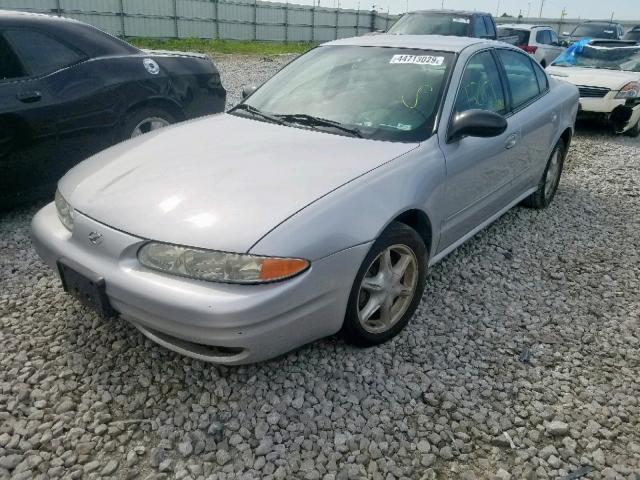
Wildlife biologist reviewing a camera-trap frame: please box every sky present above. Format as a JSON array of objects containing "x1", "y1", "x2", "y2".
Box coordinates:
[{"x1": 271, "y1": 0, "x2": 639, "y2": 21}]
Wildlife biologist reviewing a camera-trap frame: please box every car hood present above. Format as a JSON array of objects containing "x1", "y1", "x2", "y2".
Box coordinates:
[
  {"x1": 60, "y1": 114, "x2": 417, "y2": 253},
  {"x1": 547, "y1": 66, "x2": 639, "y2": 90}
]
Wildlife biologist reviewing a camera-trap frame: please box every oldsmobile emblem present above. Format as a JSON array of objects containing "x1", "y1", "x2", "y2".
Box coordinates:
[{"x1": 88, "y1": 231, "x2": 103, "y2": 246}]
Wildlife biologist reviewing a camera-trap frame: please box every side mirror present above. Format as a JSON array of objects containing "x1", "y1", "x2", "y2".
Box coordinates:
[
  {"x1": 448, "y1": 109, "x2": 508, "y2": 143},
  {"x1": 561, "y1": 31, "x2": 569, "y2": 36},
  {"x1": 241, "y1": 85, "x2": 258, "y2": 99}
]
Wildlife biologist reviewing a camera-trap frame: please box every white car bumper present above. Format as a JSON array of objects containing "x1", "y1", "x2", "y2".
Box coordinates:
[{"x1": 579, "y1": 96, "x2": 640, "y2": 133}]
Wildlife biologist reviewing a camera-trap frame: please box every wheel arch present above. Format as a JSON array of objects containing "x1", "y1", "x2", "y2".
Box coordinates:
[
  {"x1": 559, "y1": 126, "x2": 572, "y2": 154},
  {"x1": 390, "y1": 208, "x2": 433, "y2": 257},
  {"x1": 124, "y1": 97, "x2": 186, "y2": 123},
  {"x1": 0, "y1": 113, "x2": 33, "y2": 145}
]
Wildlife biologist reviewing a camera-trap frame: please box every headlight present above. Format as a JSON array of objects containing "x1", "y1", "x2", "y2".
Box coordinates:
[
  {"x1": 55, "y1": 189, "x2": 74, "y2": 231},
  {"x1": 615, "y1": 82, "x2": 640, "y2": 99},
  {"x1": 137, "y1": 242, "x2": 309, "y2": 284}
]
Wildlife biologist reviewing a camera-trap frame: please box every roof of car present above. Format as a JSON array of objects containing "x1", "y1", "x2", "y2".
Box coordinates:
[
  {"x1": 0, "y1": 10, "x2": 81, "y2": 25},
  {"x1": 581, "y1": 20, "x2": 622, "y2": 25},
  {"x1": 403, "y1": 9, "x2": 491, "y2": 16},
  {"x1": 498, "y1": 24, "x2": 552, "y2": 30},
  {"x1": 324, "y1": 34, "x2": 488, "y2": 52},
  {"x1": 0, "y1": 10, "x2": 138, "y2": 56}
]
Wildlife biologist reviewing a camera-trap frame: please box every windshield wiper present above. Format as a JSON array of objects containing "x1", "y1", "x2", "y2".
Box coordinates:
[
  {"x1": 231, "y1": 104, "x2": 286, "y2": 125},
  {"x1": 276, "y1": 113, "x2": 363, "y2": 138}
]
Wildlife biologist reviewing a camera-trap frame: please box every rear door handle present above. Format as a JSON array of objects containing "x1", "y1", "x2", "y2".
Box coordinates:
[
  {"x1": 505, "y1": 133, "x2": 519, "y2": 150},
  {"x1": 17, "y1": 91, "x2": 42, "y2": 103}
]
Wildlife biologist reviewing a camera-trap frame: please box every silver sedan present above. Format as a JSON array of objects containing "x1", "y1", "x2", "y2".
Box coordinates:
[{"x1": 31, "y1": 35, "x2": 579, "y2": 364}]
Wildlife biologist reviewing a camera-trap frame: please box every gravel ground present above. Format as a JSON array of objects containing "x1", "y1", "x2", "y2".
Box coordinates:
[{"x1": 1, "y1": 54, "x2": 639, "y2": 480}]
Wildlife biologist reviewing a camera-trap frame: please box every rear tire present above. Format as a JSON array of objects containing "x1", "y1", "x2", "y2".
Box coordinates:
[
  {"x1": 522, "y1": 138, "x2": 565, "y2": 209},
  {"x1": 342, "y1": 222, "x2": 427, "y2": 347},
  {"x1": 122, "y1": 107, "x2": 175, "y2": 141}
]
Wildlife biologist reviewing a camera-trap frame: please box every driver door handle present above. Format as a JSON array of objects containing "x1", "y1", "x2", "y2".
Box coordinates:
[
  {"x1": 505, "y1": 133, "x2": 519, "y2": 150},
  {"x1": 17, "y1": 91, "x2": 41, "y2": 103}
]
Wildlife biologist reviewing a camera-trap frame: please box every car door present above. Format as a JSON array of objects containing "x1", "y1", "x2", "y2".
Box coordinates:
[
  {"x1": 0, "y1": 30, "x2": 58, "y2": 204},
  {"x1": 546, "y1": 30, "x2": 564, "y2": 64},
  {"x1": 3, "y1": 29, "x2": 120, "y2": 182},
  {"x1": 437, "y1": 49, "x2": 523, "y2": 250},
  {"x1": 536, "y1": 29, "x2": 561, "y2": 66},
  {"x1": 496, "y1": 48, "x2": 556, "y2": 191}
]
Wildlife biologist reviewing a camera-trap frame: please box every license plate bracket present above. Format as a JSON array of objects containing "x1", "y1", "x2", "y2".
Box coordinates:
[{"x1": 57, "y1": 258, "x2": 116, "y2": 318}]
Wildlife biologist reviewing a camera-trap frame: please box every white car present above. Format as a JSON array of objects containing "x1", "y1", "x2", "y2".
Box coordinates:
[
  {"x1": 498, "y1": 24, "x2": 564, "y2": 68},
  {"x1": 547, "y1": 41, "x2": 640, "y2": 136}
]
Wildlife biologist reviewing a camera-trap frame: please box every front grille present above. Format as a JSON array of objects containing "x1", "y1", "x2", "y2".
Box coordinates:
[{"x1": 578, "y1": 86, "x2": 610, "y2": 98}]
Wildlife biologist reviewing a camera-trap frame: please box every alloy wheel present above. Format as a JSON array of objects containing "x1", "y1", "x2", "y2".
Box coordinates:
[
  {"x1": 130, "y1": 117, "x2": 170, "y2": 138},
  {"x1": 544, "y1": 148, "x2": 561, "y2": 201},
  {"x1": 357, "y1": 244, "x2": 419, "y2": 334}
]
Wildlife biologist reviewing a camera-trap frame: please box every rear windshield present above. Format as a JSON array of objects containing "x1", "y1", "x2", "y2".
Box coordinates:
[
  {"x1": 388, "y1": 13, "x2": 471, "y2": 36},
  {"x1": 498, "y1": 28, "x2": 530, "y2": 45},
  {"x1": 571, "y1": 24, "x2": 618, "y2": 38}
]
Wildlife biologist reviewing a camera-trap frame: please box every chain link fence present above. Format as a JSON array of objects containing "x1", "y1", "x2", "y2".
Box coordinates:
[{"x1": 0, "y1": 0, "x2": 397, "y2": 41}]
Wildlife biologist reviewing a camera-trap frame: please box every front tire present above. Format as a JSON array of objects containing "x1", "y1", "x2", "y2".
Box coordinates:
[
  {"x1": 122, "y1": 107, "x2": 175, "y2": 140},
  {"x1": 522, "y1": 138, "x2": 565, "y2": 209},
  {"x1": 624, "y1": 118, "x2": 640, "y2": 137},
  {"x1": 342, "y1": 222, "x2": 427, "y2": 347}
]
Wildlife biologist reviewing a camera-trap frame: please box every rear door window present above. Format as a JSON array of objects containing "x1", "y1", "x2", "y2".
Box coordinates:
[
  {"x1": 532, "y1": 60, "x2": 549, "y2": 92},
  {"x1": 0, "y1": 33, "x2": 25, "y2": 80},
  {"x1": 4, "y1": 29, "x2": 85, "y2": 77},
  {"x1": 497, "y1": 49, "x2": 542, "y2": 109}
]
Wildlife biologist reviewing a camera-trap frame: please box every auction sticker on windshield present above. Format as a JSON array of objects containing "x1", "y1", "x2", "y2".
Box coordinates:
[{"x1": 390, "y1": 55, "x2": 444, "y2": 66}]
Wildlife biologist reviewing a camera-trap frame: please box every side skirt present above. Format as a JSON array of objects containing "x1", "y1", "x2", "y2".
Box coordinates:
[{"x1": 428, "y1": 186, "x2": 537, "y2": 267}]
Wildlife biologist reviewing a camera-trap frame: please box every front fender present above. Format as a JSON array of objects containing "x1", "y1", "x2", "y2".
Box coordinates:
[{"x1": 249, "y1": 136, "x2": 447, "y2": 262}]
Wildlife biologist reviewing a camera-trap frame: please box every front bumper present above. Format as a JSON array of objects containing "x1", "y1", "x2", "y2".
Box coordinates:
[
  {"x1": 578, "y1": 97, "x2": 640, "y2": 133},
  {"x1": 31, "y1": 203, "x2": 370, "y2": 364}
]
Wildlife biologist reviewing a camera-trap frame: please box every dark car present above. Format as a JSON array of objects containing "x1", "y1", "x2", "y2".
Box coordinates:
[
  {"x1": 623, "y1": 26, "x2": 640, "y2": 43},
  {"x1": 385, "y1": 10, "x2": 519, "y2": 44},
  {"x1": 560, "y1": 20, "x2": 625, "y2": 46},
  {"x1": 0, "y1": 11, "x2": 226, "y2": 209}
]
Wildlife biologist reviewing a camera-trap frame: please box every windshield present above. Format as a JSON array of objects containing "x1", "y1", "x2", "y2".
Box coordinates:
[
  {"x1": 388, "y1": 13, "x2": 470, "y2": 36},
  {"x1": 552, "y1": 44, "x2": 640, "y2": 71},
  {"x1": 233, "y1": 46, "x2": 454, "y2": 142},
  {"x1": 571, "y1": 24, "x2": 618, "y2": 38},
  {"x1": 498, "y1": 28, "x2": 530, "y2": 44}
]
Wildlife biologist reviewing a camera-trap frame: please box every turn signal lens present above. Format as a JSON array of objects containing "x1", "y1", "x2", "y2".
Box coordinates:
[
  {"x1": 138, "y1": 242, "x2": 309, "y2": 284},
  {"x1": 260, "y1": 258, "x2": 309, "y2": 281}
]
